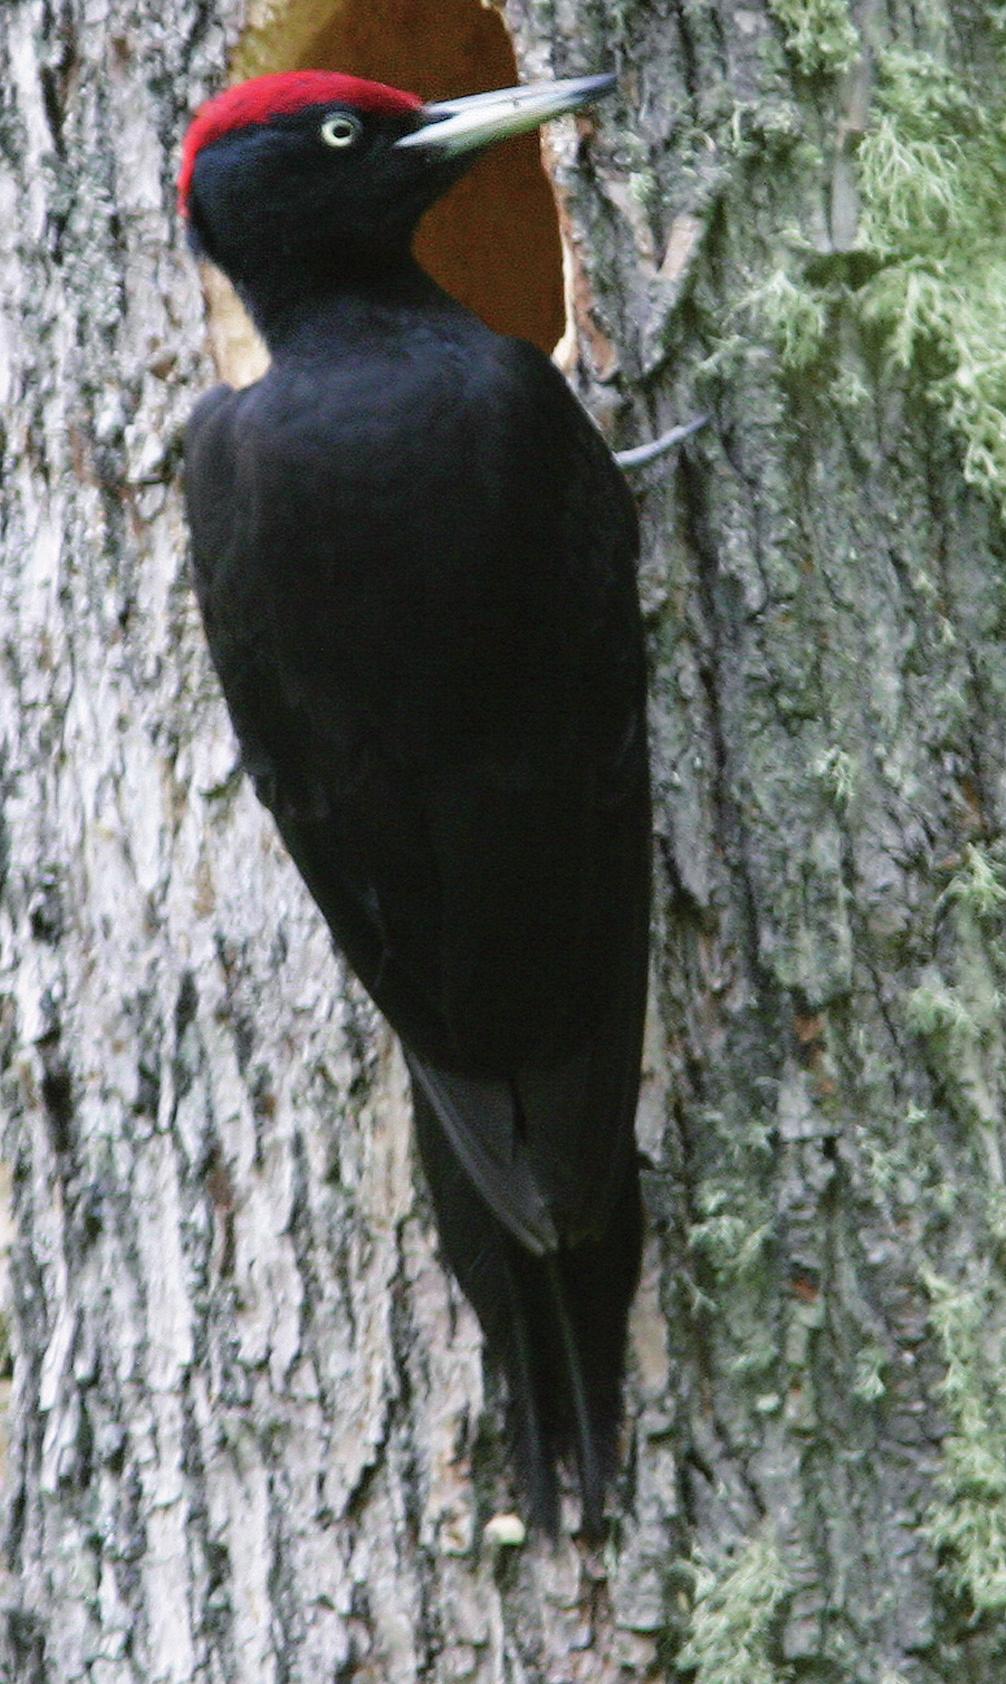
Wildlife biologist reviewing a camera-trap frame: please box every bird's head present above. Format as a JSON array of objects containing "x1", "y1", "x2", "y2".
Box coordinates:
[{"x1": 179, "y1": 69, "x2": 614, "y2": 311}]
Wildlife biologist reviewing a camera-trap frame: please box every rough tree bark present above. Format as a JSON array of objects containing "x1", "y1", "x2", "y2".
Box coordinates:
[{"x1": 2, "y1": 0, "x2": 1006, "y2": 1679}]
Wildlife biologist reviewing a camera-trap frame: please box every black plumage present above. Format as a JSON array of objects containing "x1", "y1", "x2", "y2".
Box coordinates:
[{"x1": 181, "y1": 70, "x2": 648, "y2": 1534}]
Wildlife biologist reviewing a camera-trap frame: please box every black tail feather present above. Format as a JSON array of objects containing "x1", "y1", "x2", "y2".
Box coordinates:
[{"x1": 412, "y1": 1077, "x2": 643, "y2": 1536}]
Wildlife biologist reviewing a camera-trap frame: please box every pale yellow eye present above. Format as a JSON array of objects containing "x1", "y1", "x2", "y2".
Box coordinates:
[{"x1": 320, "y1": 113, "x2": 361, "y2": 149}]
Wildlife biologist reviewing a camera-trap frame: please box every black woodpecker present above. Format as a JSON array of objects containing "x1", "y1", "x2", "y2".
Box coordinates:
[{"x1": 180, "y1": 69, "x2": 649, "y2": 1537}]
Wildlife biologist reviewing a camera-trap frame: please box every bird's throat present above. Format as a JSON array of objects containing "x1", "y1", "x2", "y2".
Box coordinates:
[{"x1": 239, "y1": 254, "x2": 470, "y2": 359}]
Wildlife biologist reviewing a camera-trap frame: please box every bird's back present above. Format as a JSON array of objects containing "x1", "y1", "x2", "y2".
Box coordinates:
[
  {"x1": 186, "y1": 297, "x2": 650, "y2": 1529},
  {"x1": 187, "y1": 305, "x2": 646, "y2": 1072}
]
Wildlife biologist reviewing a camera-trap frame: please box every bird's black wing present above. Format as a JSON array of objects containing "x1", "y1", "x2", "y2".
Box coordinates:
[
  {"x1": 398, "y1": 338, "x2": 650, "y2": 1246},
  {"x1": 184, "y1": 338, "x2": 648, "y2": 1256}
]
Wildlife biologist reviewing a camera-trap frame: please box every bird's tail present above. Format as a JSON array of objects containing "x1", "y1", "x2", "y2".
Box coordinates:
[{"x1": 411, "y1": 1080, "x2": 643, "y2": 1537}]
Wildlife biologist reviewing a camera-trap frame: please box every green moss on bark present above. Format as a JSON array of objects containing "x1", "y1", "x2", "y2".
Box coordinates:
[
  {"x1": 743, "y1": 270, "x2": 830, "y2": 372},
  {"x1": 735, "y1": 49, "x2": 1006, "y2": 517},
  {"x1": 675, "y1": 1535, "x2": 792, "y2": 1683},
  {"x1": 765, "y1": 0, "x2": 858, "y2": 77},
  {"x1": 925, "y1": 1276, "x2": 1006, "y2": 1619},
  {"x1": 854, "y1": 52, "x2": 1006, "y2": 508}
]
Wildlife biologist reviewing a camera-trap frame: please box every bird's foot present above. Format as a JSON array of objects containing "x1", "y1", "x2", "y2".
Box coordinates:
[{"x1": 615, "y1": 413, "x2": 709, "y2": 471}]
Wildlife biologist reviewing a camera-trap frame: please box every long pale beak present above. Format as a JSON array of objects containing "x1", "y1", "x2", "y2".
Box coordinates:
[{"x1": 395, "y1": 72, "x2": 617, "y2": 155}]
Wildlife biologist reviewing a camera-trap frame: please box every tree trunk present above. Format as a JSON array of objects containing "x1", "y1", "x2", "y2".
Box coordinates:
[{"x1": 3, "y1": 0, "x2": 1006, "y2": 1679}]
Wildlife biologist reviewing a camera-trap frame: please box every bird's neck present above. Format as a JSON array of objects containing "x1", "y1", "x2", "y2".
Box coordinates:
[{"x1": 236, "y1": 252, "x2": 459, "y2": 355}]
